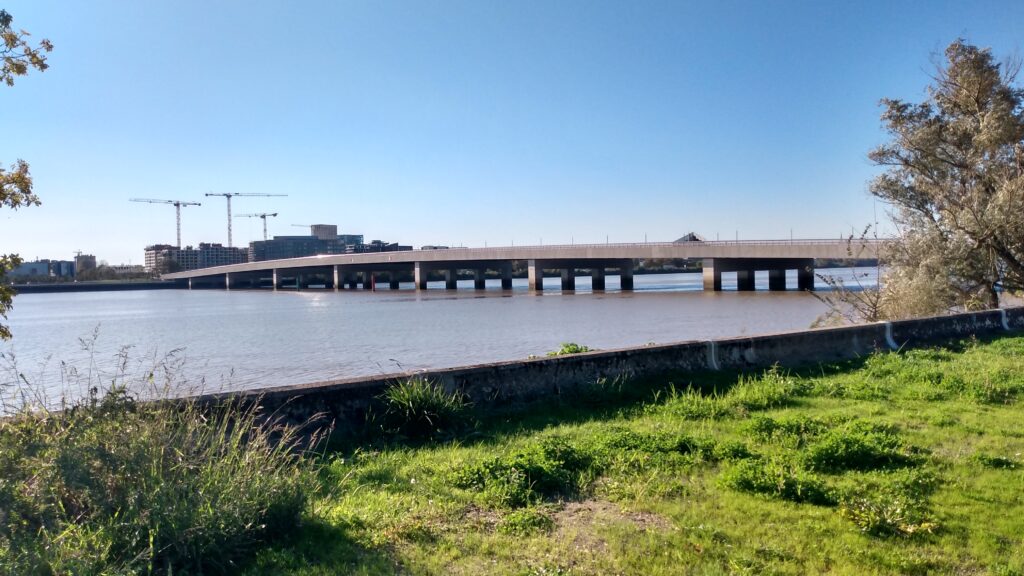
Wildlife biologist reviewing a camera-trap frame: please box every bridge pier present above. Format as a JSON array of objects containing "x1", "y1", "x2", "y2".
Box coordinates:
[
  {"x1": 528, "y1": 260, "x2": 544, "y2": 291},
  {"x1": 768, "y1": 269, "x2": 786, "y2": 291},
  {"x1": 798, "y1": 265, "x2": 815, "y2": 291},
  {"x1": 592, "y1": 267, "x2": 606, "y2": 291},
  {"x1": 360, "y1": 272, "x2": 372, "y2": 290},
  {"x1": 619, "y1": 260, "x2": 634, "y2": 291},
  {"x1": 414, "y1": 262, "x2": 428, "y2": 290},
  {"x1": 389, "y1": 272, "x2": 400, "y2": 290},
  {"x1": 561, "y1": 268, "x2": 575, "y2": 291},
  {"x1": 333, "y1": 266, "x2": 340, "y2": 291},
  {"x1": 703, "y1": 260, "x2": 722, "y2": 291},
  {"x1": 475, "y1": 269, "x2": 486, "y2": 290},
  {"x1": 445, "y1": 269, "x2": 458, "y2": 290},
  {"x1": 501, "y1": 263, "x2": 513, "y2": 290},
  {"x1": 736, "y1": 269, "x2": 755, "y2": 291}
]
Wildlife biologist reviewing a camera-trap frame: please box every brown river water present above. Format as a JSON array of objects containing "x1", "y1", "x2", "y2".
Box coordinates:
[{"x1": 2, "y1": 269, "x2": 875, "y2": 405}]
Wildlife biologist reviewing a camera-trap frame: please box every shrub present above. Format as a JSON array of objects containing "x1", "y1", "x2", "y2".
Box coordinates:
[
  {"x1": 0, "y1": 388, "x2": 317, "y2": 574},
  {"x1": 803, "y1": 421, "x2": 910, "y2": 472},
  {"x1": 546, "y1": 343, "x2": 592, "y2": 356},
  {"x1": 379, "y1": 377, "x2": 468, "y2": 440},
  {"x1": 720, "y1": 459, "x2": 834, "y2": 505}
]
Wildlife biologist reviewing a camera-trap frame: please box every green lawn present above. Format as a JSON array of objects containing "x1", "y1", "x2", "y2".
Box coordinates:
[{"x1": 248, "y1": 336, "x2": 1024, "y2": 575}]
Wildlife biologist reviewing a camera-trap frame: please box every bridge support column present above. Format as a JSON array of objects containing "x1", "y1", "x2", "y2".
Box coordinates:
[
  {"x1": 768, "y1": 269, "x2": 786, "y2": 291},
  {"x1": 528, "y1": 260, "x2": 543, "y2": 291},
  {"x1": 474, "y1": 269, "x2": 486, "y2": 290},
  {"x1": 188, "y1": 278, "x2": 193, "y2": 290},
  {"x1": 591, "y1": 268, "x2": 606, "y2": 291},
  {"x1": 415, "y1": 262, "x2": 428, "y2": 290},
  {"x1": 362, "y1": 272, "x2": 374, "y2": 290},
  {"x1": 798, "y1": 261, "x2": 815, "y2": 291},
  {"x1": 561, "y1": 268, "x2": 575, "y2": 291},
  {"x1": 272, "y1": 269, "x2": 278, "y2": 291},
  {"x1": 224, "y1": 273, "x2": 231, "y2": 290},
  {"x1": 501, "y1": 262, "x2": 513, "y2": 290},
  {"x1": 333, "y1": 266, "x2": 340, "y2": 292},
  {"x1": 736, "y1": 269, "x2": 755, "y2": 291},
  {"x1": 445, "y1": 269, "x2": 458, "y2": 290},
  {"x1": 389, "y1": 273, "x2": 400, "y2": 290},
  {"x1": 619, "y1": 260, "x2": 634, "y2": 291},
  {"x1": 702, "y1": 259, "x2": 721, "y2": 291}
]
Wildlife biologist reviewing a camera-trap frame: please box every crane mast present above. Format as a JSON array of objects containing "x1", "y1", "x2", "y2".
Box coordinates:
[
  {"x1": 235, "y1": 212, "x2": 279, "y2": 241},
  {"x1": 129, "y1": 198, "x2": 201, "y2": 248},
  {"x1": 205, "y1": 193, "x2": 287, "y2": 247}
]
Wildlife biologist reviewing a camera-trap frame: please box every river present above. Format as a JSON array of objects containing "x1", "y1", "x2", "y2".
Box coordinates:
[{"x1": 1, "y1": 268, "x2": 875, "y2": 405}]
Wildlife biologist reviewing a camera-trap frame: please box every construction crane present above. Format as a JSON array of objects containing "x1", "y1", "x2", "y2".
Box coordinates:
[
  {"x1": 235, "y1": 212, "x2": 279, "y2": 241},
  {"x1": 129, "y1": 198, "x2": 201, "y2": 248},
  {"x1": 205, "y1": 192, "x2": 287, "y2": 247}
]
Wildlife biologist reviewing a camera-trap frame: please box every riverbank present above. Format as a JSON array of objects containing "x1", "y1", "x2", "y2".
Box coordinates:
[
  {"x1": 246, "y1": 333, "x2": 1024, "y2": 575},
  {"x1": 11, "y1": 280, "x2": 177, "y2": 293}
]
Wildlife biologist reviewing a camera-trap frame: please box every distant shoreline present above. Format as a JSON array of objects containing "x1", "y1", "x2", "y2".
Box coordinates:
[{"x1": 12, "y1": 281, "x2": 179, "y2": 294}]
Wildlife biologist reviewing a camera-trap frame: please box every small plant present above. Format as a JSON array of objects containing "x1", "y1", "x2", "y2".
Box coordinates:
[
  {"x1": 498, "y1": 508, "x2": 555, "y2": 535},
  {"x1": 974, "y1": 452, "x2": 1020, "y2": 469},
  {"x1": 454, "y1": 437, "x2": 594, "y2": 508},
  {"x1": 720, "y1": 458, "x2": 834, "y2": 505},
  {"x1": 379, "y1": 377, "x2": 468, "y2": 440},
  {"x1": 803, "y1": 421, "x2": 910, "y2": 472},
  {"x1": 839, "y1": 496, "x2": 937, "y2": 537},
  {"x1": 546, "y1": 342, "x2": 592, "y2": 356}
]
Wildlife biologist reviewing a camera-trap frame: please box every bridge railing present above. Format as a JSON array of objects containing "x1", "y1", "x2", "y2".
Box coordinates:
[{"x1": 424, "y1": 238, "x2": 884, "y2": 252}]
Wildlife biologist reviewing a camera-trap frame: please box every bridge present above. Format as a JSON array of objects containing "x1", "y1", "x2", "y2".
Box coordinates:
[{"x1": 161, "y1": 239, "x2": 880, "y2": 292}]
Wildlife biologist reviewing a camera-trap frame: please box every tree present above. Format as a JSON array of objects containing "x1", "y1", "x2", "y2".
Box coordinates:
[
  {"x1": 1, "y1": 9, "x2": 52, "y2": 339},
  {"x1": 870, "y1": 40, "x2": 1024, "y2": 313}
]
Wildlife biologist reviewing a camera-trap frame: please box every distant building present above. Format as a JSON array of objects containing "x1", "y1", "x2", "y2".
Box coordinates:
[
  {"x1": 144, "y1": 243, "x2": 247, "y2": 272},
  {"x1": 7, "y1": 259, "x2": 77, "y2": 279},
  {"x1": 109, "y1": 264, "x2": 146, "y2": 276},
  {"x1": 247, "y1": 225, "x2": 414, "y2": 262},
  {"x1": 75, "y1": 254, "x2": 97, "y2": 272}
]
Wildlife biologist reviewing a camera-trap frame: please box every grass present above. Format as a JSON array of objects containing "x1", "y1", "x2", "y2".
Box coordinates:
[
  {"x1": 6, "y1": 335, "x2": 1024, "y2": 574},
  {"x1": 239, "y1": 334, "x2": 1024, "y2": 575},
  {"x1": 0, "y1": 387, "x2": 320, "y2": 574}
]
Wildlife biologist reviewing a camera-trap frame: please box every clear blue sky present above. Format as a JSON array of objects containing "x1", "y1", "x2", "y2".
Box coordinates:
[{"x1": 1, "y1": 1, "x2": 1022, "y2": 265}]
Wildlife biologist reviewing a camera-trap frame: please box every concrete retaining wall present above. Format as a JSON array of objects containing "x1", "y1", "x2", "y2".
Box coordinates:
[{"x1": 196, "y1": 307, "x2": 1024, "y2": 427}]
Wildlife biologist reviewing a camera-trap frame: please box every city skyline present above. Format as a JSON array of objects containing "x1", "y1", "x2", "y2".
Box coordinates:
[{"x1": 1, "y1": 0, "x2": 1022, "y2": 264}]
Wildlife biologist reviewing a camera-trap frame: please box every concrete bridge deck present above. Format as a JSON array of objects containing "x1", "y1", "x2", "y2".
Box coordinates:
[{"x1": 162, "y1": 239, "x2": 880, "y2": 292}]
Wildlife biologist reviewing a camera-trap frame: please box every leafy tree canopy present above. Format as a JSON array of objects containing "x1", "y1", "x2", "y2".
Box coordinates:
[{"x1": 870, "y1": 40, "x2": 1024, "y2": 312}]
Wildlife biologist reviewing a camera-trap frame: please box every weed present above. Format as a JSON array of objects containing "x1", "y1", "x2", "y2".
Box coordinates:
[
  {"x1": 547, "y1": 342, "x2": 593, "y2": 356},
  {"x1": 378, "y1": 377, "x2": 468, "y2": 440},
  {"x1": 720, "y1": 458, "x2": 834, "y2": 505},
  {"x1": 974, "y1": 452, "x2": 1020, "y2": 469},
  {"x1": 498, "y1": 508, "x2": 555, "y2": 535},
  {"x1": 803, "y1": 421, "x2": 911, "y2": 472}
]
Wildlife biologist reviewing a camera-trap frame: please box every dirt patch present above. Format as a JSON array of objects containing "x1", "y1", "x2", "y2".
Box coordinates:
[{"x1": 552, "y1": 499, "x2": 672, "y2": 554}]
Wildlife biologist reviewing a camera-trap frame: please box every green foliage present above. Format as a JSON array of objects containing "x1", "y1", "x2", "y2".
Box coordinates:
[
  {"x1": 838, "y1": 469, "x2": 940, "y2": 537},
  {"x1": 869, "y1": 40, "x2": 1024, "y2": 311},
  {"x1": 720, "y1": 458, "x2": 835, "y2": 505},
  {"x1": 454, "y1": 437, "x2": 593, "y2": 508},
  {"x1": 498, "y1": 508, "x2": 555, "y2": 536},
  {"x1": 974, "y1": 452, "x2": 1020, "y2": 469},
  {"x1": 802, "y1": 421, "x2": 911, "y2": 472},
  {"x1": 546, "y1": 342, "x2": 592, "y2": 356},
  {"x1": 378, "y1": 377, "x2": 467, "y2": 440},
  {"x1": 1, "y1": 9, "x2": 50, "y2": 340},
  {"x1": 0, "y1": 389, "x2": 318, "y2": 574}
]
